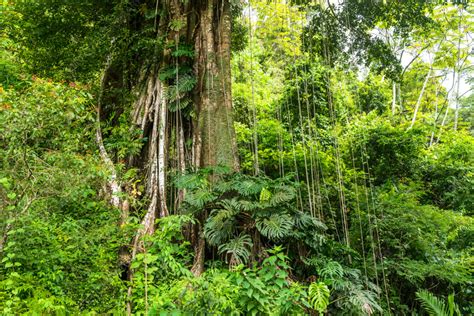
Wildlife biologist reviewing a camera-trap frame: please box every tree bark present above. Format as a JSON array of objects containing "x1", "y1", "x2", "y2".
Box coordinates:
[
  {"x1": 391, "y1": 81, "x2": 396, "y2": 115},
  {"x1": 193, "y1": 0, "x2": 239, "y2": 171},
  {"x1": 93, "y1": 1, "x2": 239, "y2": 312},
  {"x1": 104, "y1": 0, "x2": 238, "y2": 287},
  {"x1": 188, "y1": 0, "x2": 239, "y2": 275},
  {"x1": 409, "y1": 67, "x2": 432, "y2": 129}
]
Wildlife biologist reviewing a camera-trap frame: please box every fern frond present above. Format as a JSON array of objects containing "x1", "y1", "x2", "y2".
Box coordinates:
[{"x1": 171, "y1": 44, "x2": 195, "y2": 57}]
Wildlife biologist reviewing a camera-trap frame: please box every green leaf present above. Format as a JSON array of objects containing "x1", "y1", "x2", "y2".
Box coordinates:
[
  {"x1": 308, "y1": 282, "x2": 330, "y2": 314},
  {"x1": 259, "y1": 187, "x2": 272, "y2": 202},
  {"x1": 0, "y1": 177, "x2": 11, "y2": 190},
  {"x1": 218, "y1": 234, "x2": 253, "y2": 266},
  {"x1": 416, "y1": 289, "x2": 460, "y2": 316},
  {"x1": 130, "y1": 261, "x2": 141, "y2": 269},
  {"x1": 255, "y1": 213, "x2": 293, "y2": 239}
]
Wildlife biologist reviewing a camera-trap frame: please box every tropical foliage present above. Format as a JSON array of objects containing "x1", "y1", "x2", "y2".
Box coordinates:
[{"x1": 1, "y1": 0, "x2": 473, "y2": 315}]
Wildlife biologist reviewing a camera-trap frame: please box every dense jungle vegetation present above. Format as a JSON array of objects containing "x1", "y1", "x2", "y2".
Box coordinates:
[{"x1": 0, "y1": 0, "x2": 473, "y2": 314}]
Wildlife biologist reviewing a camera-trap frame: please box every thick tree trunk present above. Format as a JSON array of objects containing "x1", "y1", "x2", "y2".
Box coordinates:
[
  {"x1": 96, "y1": 1, "x2": 239, "y2": 311},
  {"x1": 193, "y1": 0, "x2": 239, "y2": 171},
  {"x1": 189, "y1": 0, "x2": 238, "y2": 276},
  {"x1": 111, "y1": 0, "x2": 237, "y2": 290},
  {"x1": 133, "y1": 0, "x2": 238, "y2": 210}
]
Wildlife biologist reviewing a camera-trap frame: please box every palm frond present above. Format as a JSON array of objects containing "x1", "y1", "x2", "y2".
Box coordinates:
[{"x1": 416, "y1": 290, "x2": 449, "y2": 316}]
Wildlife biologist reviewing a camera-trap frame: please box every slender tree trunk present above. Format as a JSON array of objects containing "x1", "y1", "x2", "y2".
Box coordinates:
[
  {"x1": 454, "y1": 67, "x2": 461, "y2": 131},
  {"x1": 429, "y1": 85, "x2": 441, "y2": 146},
  {"x1": 438, "y1": 101, "x2": 451, "y2": 137},
  {"x1": 454, "y1": 8, "x2": 463, "y2": 131},
  {"x1": 391, "y1": 81, "x2": 396, "y2": 115},
  {"x1": 397, "y1": 83, "x2": 403, "y2": 114},
  {"x1": 96, "y1": 54, "x2": 127, "y2": 215},
  {"x1": 409, "y1": 67, "x2": 432, "y2": 129}
]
